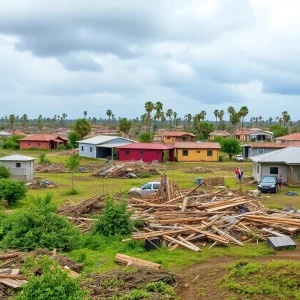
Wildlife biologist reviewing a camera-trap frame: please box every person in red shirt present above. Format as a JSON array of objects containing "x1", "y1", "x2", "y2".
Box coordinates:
[{"x1": 234, "y1": 168, "x2": 239, "y2": 183}]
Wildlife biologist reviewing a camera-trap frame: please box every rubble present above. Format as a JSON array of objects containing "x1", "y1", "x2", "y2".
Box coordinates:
[
  {"x1": 27, "y1": 179, "x2": 58, "y2": 189},
  {"x1": 92, "y1": 161, "x2": 161, "y2": 178},
  {"x1": 184, "y1": 167, "x2": 213, "y2": 173}
]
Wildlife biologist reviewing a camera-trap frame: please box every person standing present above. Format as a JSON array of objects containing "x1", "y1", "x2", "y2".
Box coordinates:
[
  {"x1": 278, "y1": 174, "x2": 283, "y2": 190},
  {"x1": 235, "y1": 168, "x2": 239, "y2": 183}
]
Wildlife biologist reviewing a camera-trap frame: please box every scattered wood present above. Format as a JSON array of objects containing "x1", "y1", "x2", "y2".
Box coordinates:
[{"x1": 115, "y1": 254, "x2": 161, "y2": 269}]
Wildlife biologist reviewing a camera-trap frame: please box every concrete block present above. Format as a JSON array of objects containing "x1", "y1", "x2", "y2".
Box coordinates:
[{"x1": 267, "y1": 236, "x2": 296, "y2": 250}]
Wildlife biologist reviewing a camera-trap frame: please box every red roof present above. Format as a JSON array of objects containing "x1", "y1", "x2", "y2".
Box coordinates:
[
  {"x1": 19, "y1": 134, "x2": 69, "y2": 142},
  {"x1": 117, "y1": 143, "x2": 174, "y2": 150},
  {"x1": 163, "y1": 131, "x2": 195, "y2": 137},
  {"x1": 175, "y1": 142, "x2": 221, "y2": 149},
  {"x1": 275, "y1": 133, "x2": 300, "y2": 141}
]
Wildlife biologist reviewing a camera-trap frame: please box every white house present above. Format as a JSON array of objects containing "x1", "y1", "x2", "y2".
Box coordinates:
[
  {"x1": 78, "y1": 135, "x2": 136, "y2": 159},
  {"x1": 249, "y1": 147, "x2": 300, "y2": 186},
  {"x1": 0, "y1": 131, "x2": 12, "y2": 138},
  {"x1": 0, "y1": 154, "x2": 36, "y2": 181}
]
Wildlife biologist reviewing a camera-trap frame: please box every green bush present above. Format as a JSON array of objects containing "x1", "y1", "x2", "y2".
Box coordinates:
[
  {"x1": 93, "y1": 198, "x2": 133, "y2": 237},
  {"x1": 0, "y1": 165, "x2": 11, "y2": 178},
  {"x1": 0, "y1": 194, "x2": 81, "y2": 251},
  {"x1": 68, "y1": 132, "x2": 80, "y2": 148},
  {"x1": 57, "y1": 144, "x2": 67, "y2": 150},
  {"x1": 219, "y1": 155, "x2": 224, "y2": 162},
  {"x1": 0, "y1": 179, "x2": 27, "y2": 205},
  {"x1": 15, "y1": 256, "x2": 90, "y2": 300},
  {"x1": 38, "y1": 152, "x2": 52, "y2": 164},
  {"x1": 2, "y1": 140, "x2": 19, "y2": 149},
  {"x1": 140, "y1": 172, "x2": 151, "y2": 178}
]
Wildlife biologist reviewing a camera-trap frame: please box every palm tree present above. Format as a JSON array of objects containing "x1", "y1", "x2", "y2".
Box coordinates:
[
  {"x1": 144, "y1": 101, "x2": 154, "y2": 133},
  {"x1": 140, "y1": 113, "x2": 147, "y2": 131},
  {"x1": 154, "y1": 102, "x2": 163, "y2": 126},
  {"x1": 218, "y1": 110, "x2": 224, "y2": 130},
  {"x1": 186, "y1": 113, "x2": 192, "y2": 129},
  {"x1": 268, "y1": 117, "x2": 272, "y2": 126},
  {"x1": 9, "y1": 114, "x2": 15, "y2": 133},
  {"x1": 258, "y1": 116, "x2": 263, "y2": 127},
  {"x1": 166, "y1": 109, "x2": 173, "y2": 130},
  {"x1": 160, "y1": 113, "x2": 166, "y2": 129},
  {"x1": 21, "y1": 114, "x2": 28, "y2": 130},
  {"x1": 213, "y1": 110, "x2": 219, "y2": 129},
  {"x1": 279, "y1": 118, "x2": 283, "y2": 126},
  {"x1": 83, "y1": 111, "x2": 87, "y2": 119},
  {"x1": 106, "y1": 109, "x2": 112, "y2": 133},
  {"x1": 238, "y1": 106, "x2": 249, "y2": 130},
  {"x1": 275, "y1": 116, "x2": 279, "y2": 123},
  {"x1": 37, "y1": 114, "x2": 43, "y2": 131},
  {"x1": 255, "y1": 117, "x2": 258, "y2": 127},
  {"x1": 173, "y1": 112, "x2": 177, "y2": 128},
  {"x1": 92, "y1": 117, "x2": 97, "y2": 125},
  {"x1": 227, "y1": 106, "x2": 235, "y2": 121},
  {"x1": 199, "y1": 110, "x2": 206, "y2": 122},
  {"x1": 282, "y1": 111, "x2": 290, "y2": 127}
]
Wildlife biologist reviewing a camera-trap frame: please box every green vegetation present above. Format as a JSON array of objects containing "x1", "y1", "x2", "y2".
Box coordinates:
[
  {"x1": 0, "y1": 165, "x2": 11, "y2": 178},
  {"x1": 138, "y1": 132, "x2": 153, "y2": 142},
  {"x1": 220, "y1": 260, "x2": 300, "y2": 299},
  {"x1": 0, "y1": 194, "x2": 81, "y2": 251},
  {"x1": 221, "y1": 138, "x2": 242, "y2": 159},
  {"x1": 93, "y1": 198, "x2": 133, "y2": 237},
  {"x1": 38, "y1": 152, "x2": 52, "y2": 164},
  {"x1": 68, "y1": 132, "x2": 80, "y2": 148},
  {"x1": 0, "y1": 178, "x2": 27, "y2": 206},
  {"x1": 270, "y1": 124, "x2": 289, "y2": 138},
  {"x1": 15, "y1": 255, "x2": 90, "y2": 300},
  {"x1": 65, "y1": 153, "x2": 81, "y2": 192},
  {"x1": 73, "y1": 118, "x2": 91, "y2": 139}
]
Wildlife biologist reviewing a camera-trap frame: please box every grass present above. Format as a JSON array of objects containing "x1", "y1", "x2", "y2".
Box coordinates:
[{"x1": 220, "y1": 260, "x2": 300, "y2": 299}]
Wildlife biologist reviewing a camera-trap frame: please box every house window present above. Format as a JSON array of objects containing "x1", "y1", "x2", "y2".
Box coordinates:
[
  {"x1": 167, "y1": 137, "x2": 170, "y2": 139},
  {"x1": 196, "y1": 150, "x2": 201, "y2": 153},
  {"x1": 182, "y1": 150, "x2": 188, "y2": 156},
  {"x1": 257, "y1": 164, "x2": 259, "y2": 173},
  {"x1": 125, "y1": 150, "x2": 130, "y2": 155},
  {"x1": 207, "y1": 150, "x2": 213, "y2": 156},
  {"x1": 28, "y1": 143, "x2": 31, "y2": 146},
  {"x1": 270, "y1": 167, "x2": 278, "y2": 175},
  {"x1": 257, "y1": 149, "x2": 264, "y2": 155},
  {"x1": 38, "y1": 143, "x2": 40, "y2": 146},
  {"x1": 16, "y1": 163, "x2": 21, "y2": 168},
  {"x1": 90, "y1": 147, "x2": 93, "y2": 153},
  {"x1": 81, "y1": 146, "x2": 84, "y2": 151},
  {"x1": 140, "y1": 151, "x2": 144, "y2": 156}
]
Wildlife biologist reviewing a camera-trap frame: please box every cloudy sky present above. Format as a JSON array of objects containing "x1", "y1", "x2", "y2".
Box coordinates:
[{"x1": 1, "y1": 0, "x2": 300, "y2": 121}]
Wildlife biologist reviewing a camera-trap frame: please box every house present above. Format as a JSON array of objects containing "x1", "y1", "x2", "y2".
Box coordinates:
[
  {"x1": 0, "y1": 131, "x2": 12, "y2": 138},
  {"x1": 78, "y1": 135, "x2": 136, "y2": 159},
  {"x1": 162, "y1": 131, "x2": 196, "y2": 144},
  {"x1": 0, "y1": 154, "x2": 36, "y2": 181},
  {"x1": 19, "y1": 134, "x2": 69, "y2": 150},
  {"x1": 241, "y1": 142, "x2": 300, "y2": 159},
  {"x1": 275, "y1": 133, "x2": 300, "y2": 144},
  {"x1": 117, "y1": 143, "x2": 175, "y2": 163},
  {"x1": 249, "y1": 147, "x2": 300, "y2": 185},
  {"x1": 174, "y1": 142, "x2": 221, "y2": 162},
  {"x1": 234, "y1": 128, "x2": 273, "y2": 142},
  {"x1": 208, "y1": 131, "x2": 231, "y2": 140}
]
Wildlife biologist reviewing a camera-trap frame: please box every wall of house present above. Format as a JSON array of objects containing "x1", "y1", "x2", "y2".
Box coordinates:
[
  {"x1": 249, "y1": 148, "x2": 280, "y2": 157},
  {"x1": 164, "y1": 135, "x2": 195, "y2": 144},
  {"x1": 0, "y1": 161, "x2": 35, "y2": 182},
  {"x1": 119, "y1": 149, "x2": 163, "y2": 162},
  {"x1": 176, "y1": 148, "x2": 219, "y2": 162},
  {"x1": 79, "y1": 143, "x2": 97, "y2": 158},
  {"x1": 253, "y1": 163, "x2": 288, "y2": 182},
  {"x1": 20, "y1": 141, "x2": 50, "y2": 150}
]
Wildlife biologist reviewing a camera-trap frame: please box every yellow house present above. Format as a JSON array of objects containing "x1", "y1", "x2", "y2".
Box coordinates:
[
  {"x1": 208, "y1": 131, "x2": 231, "y2": 140},
  {"x1": 163, "y1": 131, "x2": 195, "y2": 144},
  {"x1": 175, "y1": 142, "x2": 221, "y2": 162}
]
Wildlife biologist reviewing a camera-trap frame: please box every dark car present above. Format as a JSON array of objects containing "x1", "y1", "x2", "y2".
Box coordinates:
[{"x1": 258, "y1": 176, "x2": 279, "y2": 193}]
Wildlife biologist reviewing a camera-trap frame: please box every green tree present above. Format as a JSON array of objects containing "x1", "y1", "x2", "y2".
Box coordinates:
[
  {"x1": 145, "y1": 101, "x2": 154, "y2": 132},
  {"x1": 138, "y1": 132, "x2": 153, "y2": 142},
  {"x1": 269, "y1": 124, "x2": 288, "y2": 138},
  {"x1": 221, "y1": 138, "x2": 242, "y2": 159},
  {"x1": 166, "y1": 109, "x2": 173, "y2": 130},
  {"x1": 73, "y1": 118, "x2": 91, "y2": 139},
  {"x1": 214, "y1": 110, "x2": 219, "y2": 129},
  {"x1": 65, "y1": 154, "x2": 81, "y2": 191},
  {"x1": 21, "y1": 114, "x2": 28, "y2": 130},
  {"x1": 106, "y1": 109, "x2": 112, "y2": 133},
  {"x1": 173, "y1": 112, "x2": 178, "y2": 128},
  {"x1": 230, "y1": 112, "x2": 240, "y2": 130},
  {"x1": 9, "y1": 114, "x2": 16, "y2": 134},
  {"x1": 68, "y1": 132, "x2": 80, "y2": 148},
  {"x1": 154, "y1": 101, "x2": 163, "y2": 127},
  {"x1": 37, "y1": 114, "x2": 43, "y2": 131},
  {"x1": 238, "y1": 106, "x2": 249, "y2": 129},
  {"x1": 282, "y1": 111, "x2": 291, "y2": 127},
  {"x1": 186, "y1": 113, "x2": 192, "y2": 129},
  {"x1": 0, "y1": 166, "x2": 10, "y2": 179},
  {"x1": 119, "y1": 118, "x2": 132, "y2": 136},
  {"x1": 218, "y1": 110, "x2": 225, "y2": 130},
  {"x1": 83, "y1": 110, "x2": 87, "y2": 119},
  {"x1": 0, "y1": 179, "x2": 27, "y2": 206}
]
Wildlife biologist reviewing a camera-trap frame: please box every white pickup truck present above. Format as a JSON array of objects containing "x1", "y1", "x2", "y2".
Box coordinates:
[{"x1": 129, "y1": 182, "x2": 160, "y2": 195}]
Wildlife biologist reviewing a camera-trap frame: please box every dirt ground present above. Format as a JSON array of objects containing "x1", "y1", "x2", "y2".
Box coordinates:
[{"x1": 177, "y1": 246, "x2": 300, "y2": 300}]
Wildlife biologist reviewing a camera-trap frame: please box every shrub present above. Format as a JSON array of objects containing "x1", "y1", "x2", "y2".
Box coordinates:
[
  {"x1": 15, "y1": 256, "x2": 90, "y2": 300},
  {"x1": 0, "y1": 194, "x2": 81, "y2": 251},
  {"x1": 219, "y1": 155, "x2": 224, "y2": 162},
  {"x1": 38, "y1": 152, "x2": 51, "y2": 164},
  {"x1": 68, "y1": 132, "x2": 80, "y2": 148},
  {"x1": 2, "y1": 140, "x2": 19, "y2": 149},
  {"x1": 0, "y1": 165, "x2": 11, "y2": 178},
  {"x1": 57, "y1": 144, "x2": 67, "y2": 150},
  {"x1": 93, "y1": 198, "x2": 133, "y2": 237},
  {"x1": 0, "y1": 179, "x2": 27, "y2": 205},
  {"x1": 138, "y1": 133, "x2": 153, "y2": 143},
  {"x1": 140, "y1": 172, "x2": 151, "y2": 178}
]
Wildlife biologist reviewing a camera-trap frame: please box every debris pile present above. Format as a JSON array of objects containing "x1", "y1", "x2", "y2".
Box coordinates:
[
  {"x1": 92, "y1": 161, "x2": 161, "y2": 178},
  {"x1": 0, "y1": 249, "x2": 83, "y2": 300},
  {"x1": 27, "y1": 179, "x2": 58, "y2": 189},
  {"x1": 184, "y1": 167, "x2": 213, "y2": 173},
  {"x1": 35, "y1": 163, "x2": 65, "y2": 173},
  {"x1": 124, "y1": 176, "x2": 300, "y2": 252},
  {"x1": 81, "y1": 267, "x2": 177, "y2": 299},
  {"x1": 58, "y1": 194, "x2": 107, "y2": 233}
]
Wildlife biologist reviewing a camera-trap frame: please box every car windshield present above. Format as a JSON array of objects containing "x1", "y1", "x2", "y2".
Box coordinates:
[{"x1": 261, "y1": 176, "x2": 276, "y2": 183}]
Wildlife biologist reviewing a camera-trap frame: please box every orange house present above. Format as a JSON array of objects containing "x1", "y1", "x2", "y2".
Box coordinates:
[
  {"x1": 19, "y1": 134, "x2": 69, "y2": 150},
  {"x1": 163, "y1": 131, "x2": 196, "y2": 144}
]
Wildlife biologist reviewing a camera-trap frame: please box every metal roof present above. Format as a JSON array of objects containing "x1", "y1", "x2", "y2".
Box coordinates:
[
  {"x1": 0, "y1": 131, "x2": 12, "y2": 136},
  {"x1": 0, "y1": 154, "x2": 36, "y2": 161},
  {"x1": 97, "y1": 142, "x2": 136, "y2": 148},
  {"x1": 249, "y1": 147, "x2": 300, "y2": 164},
  {"x1": 79, "y1": 135, "x2": 135, "y2": 145}
]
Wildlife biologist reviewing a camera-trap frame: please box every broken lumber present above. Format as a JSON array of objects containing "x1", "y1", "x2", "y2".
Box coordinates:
[{"x1": 115, "y1": 254, "x2": 161, "y2": 269}]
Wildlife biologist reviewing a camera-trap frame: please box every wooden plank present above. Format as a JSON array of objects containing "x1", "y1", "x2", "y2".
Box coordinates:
[
  {"x1": 115, "y1": 254, "x2": 161, "y2": 269},
  {"x1": 163, "y1": 235, "x2": 200, "y2": 252}
]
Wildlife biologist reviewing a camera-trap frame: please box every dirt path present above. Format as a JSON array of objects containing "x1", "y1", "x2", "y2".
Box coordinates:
[{"x1": 177, "y1": 247, "x2": 300, "y2": 300}]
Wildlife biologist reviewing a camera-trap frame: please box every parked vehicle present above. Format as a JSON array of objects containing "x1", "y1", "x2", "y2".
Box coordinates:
[
  {"x1": 129, "y1": 181, "x2": 160, "y2": 195},
  {"x1": 235, "y1": 155, "x2": 244, "y2": 162},
  {"x1": 258, "y1": 176, "x2": 279, "y2": 193}
]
